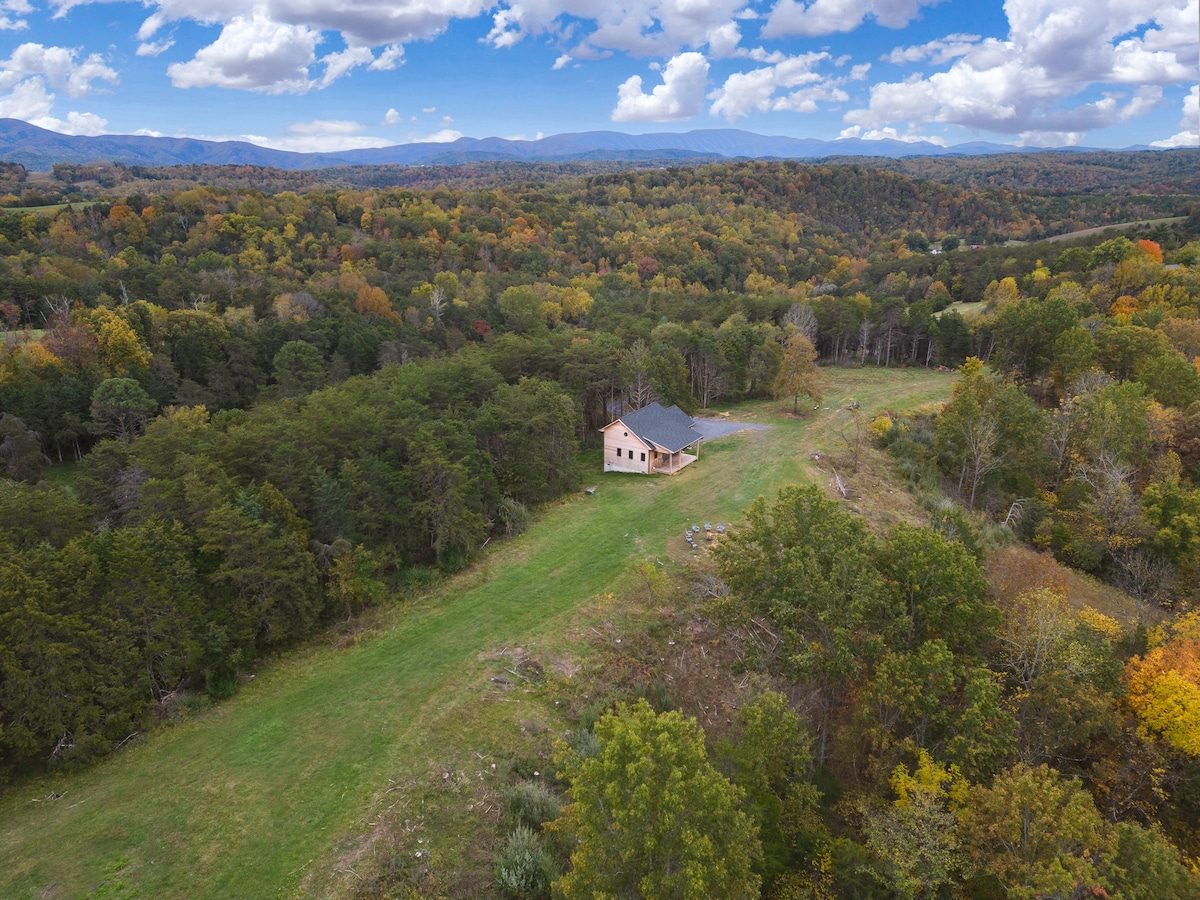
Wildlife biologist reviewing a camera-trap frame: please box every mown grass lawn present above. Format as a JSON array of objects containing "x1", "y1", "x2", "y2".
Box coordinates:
[{"x1": 0, "y1": 368, "x2": 953, "y2": 898}]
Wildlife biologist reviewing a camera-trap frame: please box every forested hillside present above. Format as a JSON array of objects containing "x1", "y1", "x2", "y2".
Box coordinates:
[{"x1": 2, "y1": 156, "x2": 1200, "y2": 898}]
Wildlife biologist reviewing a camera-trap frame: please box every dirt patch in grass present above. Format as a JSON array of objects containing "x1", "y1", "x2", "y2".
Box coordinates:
[
  {"x1": 553, "y1": 566, "x2": 781, "y2": 751},
  {"x1": 807, "y1": 444, "x2": 930, "y2": 536},
  {"x1": 544, "y1": 654, "x2": 581, "y2": 680},
  {"x1": 323, "y1": 708, "x2": 532, "y2": 899}
]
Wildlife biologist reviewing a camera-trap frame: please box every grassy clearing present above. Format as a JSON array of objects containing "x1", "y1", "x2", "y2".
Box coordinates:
[
  {"x1": 39, "y1": 459, "x2": 80, "y2": 488},
  {"x1": 938, "y1": 300, "x2": 988, "y2": 322},
  {"x1": 0, "y1": 367, "x2": 954, "y2": 899},
  {"x1": 1065, "y1": 569, "x2": 1146, "y2": 626},
  {"x1": 1041, "y1": 216, "x2": 1187, "y2": 244},
  {"x1": 0, "y1": 201, "x2": 95, "y2": 215}
]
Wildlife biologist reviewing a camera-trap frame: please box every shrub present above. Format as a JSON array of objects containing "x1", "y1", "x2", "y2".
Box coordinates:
[
  {"x1": 494, "y1": 825, "x2": 558, "y2": 899},
  {"x1": 502, "y1": 779, "x2": 561, "y2": 831},
  {"x1": 497, "y1": 496, "x2": 531, "y2": 538}
]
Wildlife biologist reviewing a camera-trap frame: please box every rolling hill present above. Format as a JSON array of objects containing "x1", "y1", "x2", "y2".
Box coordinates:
[{"x1": 0, "y1": 118, "x2": 1088, "y2": 171}]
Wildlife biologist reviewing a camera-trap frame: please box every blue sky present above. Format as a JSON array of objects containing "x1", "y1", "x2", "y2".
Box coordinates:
[{"x1": 0, "y1": 0, "x2": 1196, "y2": 152}]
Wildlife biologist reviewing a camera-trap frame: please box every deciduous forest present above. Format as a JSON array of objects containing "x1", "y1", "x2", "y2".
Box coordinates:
[{"x1": 2, "y1": 151, "x2": 1200, "y2": 898}]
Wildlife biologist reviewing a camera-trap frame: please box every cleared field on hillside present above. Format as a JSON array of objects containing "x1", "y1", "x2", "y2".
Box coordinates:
[
  {"x1": 1041, "y1": 215, "x2": 1187, "y2": 243},
  {"x1": 0, "y1": 367, "x2": 954, "y2": 898},
  {"x1": 938, "y1": 300, "x2": 988, "y2": 322}
]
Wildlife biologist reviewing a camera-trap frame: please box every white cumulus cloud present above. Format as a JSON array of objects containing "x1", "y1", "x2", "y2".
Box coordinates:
[
  {"x1": 0, "y1": 77, "x2": 55, "y2": 121},
  {"x1": 838, "y1": 124, "x2": 947, "y2": 145},
  {"x1": 287, "y1": 118, "x2": 367, "y2": 135},
  {"x1": 57, "y1": 110, "x2": 108, "y2": 134},
  {"x1": 216, "y1": 119, "x2": 397, "y2": 152},
  {"x1": 708, "y1": 51, "x2": 867, "y2": 122},
  {"x1": 613, "y1": 51, "x2": 709, "y2": 122},
  {"x1": 1151, "y1": 85, "x2": 1199, "y2": 147},
  {"x1": 166, "y1": 15, "x2": 322, "y2": 93},
  {"x1": 0, "y1": 42, "x2": 118, "y2": 97},
  {"x1": 122, "y1": 0, "x2": 491, "y2": 49},
  {"x1": 884, "y1": 34, "x2": 981, "y2": 65},
  {"x1": 370, "y1": 44, "x2": 404, "y2": 70},
  {"x1": 47, "y1": 0, "x2": 752, "y2": 97},
  {"x1": 706, "y1": 22, "x2": 742, "y2": 58},
  {"x1": 0, "y1": 0, "x2": 32, "y2": 30},
  {"x1": 764, "y1": 0, "x2": 948, "y2": 39},
  {"x1": 0, "y1": 77, "x2": 109, "y2": 134},
  {"x1": 405, "y1": 128, "x2": 463, "y2": 142},
  {"x1": 843, "y1": 0, "x2": 1198, "y2": 143},
  {"x1": 0, "y1": 42, "x2": 116, "y2": 135},
  {"x1": 316, "y1": 45, "x2": 374, "y2": 89},
  {"x1": 137, "y1": 39, "x2": 175, "y2": 57},
  {"x1": 486, "y1": 0, "x2": 748, "y2": 59},
  {"x1": 36, "y1": 0, "x2": 1197, "y2": 147}
]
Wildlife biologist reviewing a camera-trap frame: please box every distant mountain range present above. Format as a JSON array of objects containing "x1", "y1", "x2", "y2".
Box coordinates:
[{"x1": 0, "y1": 118, "x2": 1151, "y2": 171}]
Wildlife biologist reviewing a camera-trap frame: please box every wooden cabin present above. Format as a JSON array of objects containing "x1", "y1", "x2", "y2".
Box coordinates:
[{"x1": 601, "y1": 402, "x2": 700, "y2": 475}]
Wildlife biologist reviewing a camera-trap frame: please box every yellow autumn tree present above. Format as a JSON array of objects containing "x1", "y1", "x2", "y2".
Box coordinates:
[
  {"x1": 773, "y1": 333, "x2": 821, "y2": 414},
  {"x1": 0, "y1": 341, "x2": 61, "y2": 385},
  {"x1": 862, "y1": 751, "x2": 968, "y2": 899},
  {"x1": 88, "y1": 307, "x2": 151, "y2": 375},
  {"x1": 559, "y1": 286, "x2": 594, "y2": 322},
  {"x1": 983, "y1": 276, "x2": 1021, "y2": 308},
  {"x1": 1123, "y1": 611, "x2": 1200, "y2": 757}
]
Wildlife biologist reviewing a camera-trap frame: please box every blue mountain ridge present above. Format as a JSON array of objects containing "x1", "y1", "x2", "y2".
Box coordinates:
[{"x1": 0, "y1": 118, "x2": 1138, "y2": 171}]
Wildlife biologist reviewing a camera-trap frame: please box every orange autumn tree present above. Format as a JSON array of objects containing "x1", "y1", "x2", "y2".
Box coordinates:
[
  {"x1": 1123, "y1": 611, "x2": 1200, "y2": 757},
  {"x1": 1108, "y1": 294, "x2": 1140, "y2": 321},
  {"x1": 355, "y1": 285, "x2": 399, "y2": 322}
]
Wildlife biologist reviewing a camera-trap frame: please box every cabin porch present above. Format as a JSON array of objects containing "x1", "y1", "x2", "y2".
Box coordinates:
[{"x1": 651, "y1": 448, "x2": 698, "y2": 474}]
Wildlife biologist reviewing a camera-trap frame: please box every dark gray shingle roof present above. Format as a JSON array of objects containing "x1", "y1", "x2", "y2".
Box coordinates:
[{"x1": 618, "y1": 402, "x2": 699, "y2": 453}]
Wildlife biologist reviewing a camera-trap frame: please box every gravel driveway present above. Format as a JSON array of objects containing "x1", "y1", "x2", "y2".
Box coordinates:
[{"x1": 691, "y1": 417, "x2": 770, "y2": 441}]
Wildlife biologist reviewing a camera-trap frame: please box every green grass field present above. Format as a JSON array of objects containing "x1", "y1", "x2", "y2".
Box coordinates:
[{"x1": 0, "y1": 368, "x2": 954, "y2": 898}]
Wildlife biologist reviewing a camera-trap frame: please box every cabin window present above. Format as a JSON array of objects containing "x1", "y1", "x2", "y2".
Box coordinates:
[
  {"x1": 616, "y1": 448, "x2": 622, "y2": 457},
  {"x1": 640, "y1": 452, "x2": 646, "y2": 461},
  {"x1": 623, "y1": 431, "x2": 628, "y2": 437}
]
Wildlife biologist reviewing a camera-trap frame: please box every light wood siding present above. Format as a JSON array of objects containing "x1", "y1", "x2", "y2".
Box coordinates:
[{"x1": 601, "y1": 422, "x2": 652, "y2": 473}]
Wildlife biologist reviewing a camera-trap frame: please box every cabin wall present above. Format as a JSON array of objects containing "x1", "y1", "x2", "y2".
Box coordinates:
[{"x1": 602, "y1": 424, "x2": 652, "y2": 473}]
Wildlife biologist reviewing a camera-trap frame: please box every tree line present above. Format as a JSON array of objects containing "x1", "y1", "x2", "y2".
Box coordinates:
[{"x1": 0, "y1": 346, "x2": 580, "y2": 771}]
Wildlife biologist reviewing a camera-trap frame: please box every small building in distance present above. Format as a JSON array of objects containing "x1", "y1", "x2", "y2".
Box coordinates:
[{"x1": 601, "y1": 402, "x2": 701, "y2": 475}]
